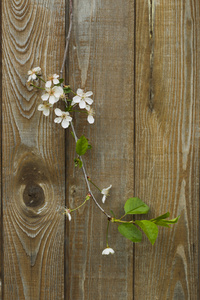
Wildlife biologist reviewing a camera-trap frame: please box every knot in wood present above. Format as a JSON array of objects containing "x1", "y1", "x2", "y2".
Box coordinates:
[{"x1": 23, "y1": 183, "x2": 45, "y2": 208}]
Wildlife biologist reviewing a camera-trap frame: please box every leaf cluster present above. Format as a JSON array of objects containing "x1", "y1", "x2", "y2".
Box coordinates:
[{"x1": 118, "y1": 198, "x2": 180, "y2": 245}]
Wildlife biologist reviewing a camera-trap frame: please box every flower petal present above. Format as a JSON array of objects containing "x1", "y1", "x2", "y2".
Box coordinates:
[
  {"x1": 53, "y1": 97, "x2": 60, "y2": 103},
  {"x1": 87, "y1": 115, "x2": 94, "y2": 124},
  {"x1": 53, "y1": 86, "x2": 63, "y2": 96},
  {"x1": 38, "y1": 104, "x2": 44, "y2": 111},
  {"x1": 61, "y1": 119, "x2": 70, "y2": 128},
  {"x1": 79, "y1": 100, "x2": 86, "y2": 109},
  {"x1": 85, "y1": 91, "x2": 93, "y2": 97},
  {"x1": 27, "y1": 76, "x2": 32, "y2": 82},
  {"x1": 67, "y1": 212, "x2": 71, "y2": 221},
  {"x1": 72, "y1": 96, "x2": 81, "y2": 103},
  {"x1": 66, "y1": 115, "x2": 72, "y2": 122},
  {"x1": 85, "y1": 98, "x2": 93, "y2": 105},
  {"x1": 77, "y1": 88, "x2": 83, "y2": 96},
  {"x1": 45, "y1": 80, "x2": 52, "y2": 88},
  {"x1": 33, "y1": 67, "x2": 41, "y2": 73},
  {"x1": 49, "y1": 95, "x2": 56, "y2": 104},
  {"x1": 32, "y1": 74, "x2": 37, "y2": 80},
  {"x1": 43, "y1": 108, "x2": 50, "y2": 116},
  {"x1": 71, "y1": 100, "x2": 75, "y2": 106},
  {"x1": 53, "y1": 78, "x2": 59, "y2": 85},
  {"x1": 102, "y1": 185, "x2": 112, "y2": 194},
  {"x1": 54, "y1": 108, "x2": 62, "y2": 116},
  {"x1": 41, "y1": 93, "x2": 49, "y2": 101},
  {"x1": 102, "y1": 195, "x2": 106, "y2": 203},
  {"x1": 102, "y1": 247, "x2": 115, "y2": 255},
  {"x1": 54, "y1": 117, "x2": 62, "y2": 124}
]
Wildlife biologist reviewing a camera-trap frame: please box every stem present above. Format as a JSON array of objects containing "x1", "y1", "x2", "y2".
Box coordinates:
[
  {"x1": 71, "y1": 122, "x2": 111, "y2": 220},
  {"x1": 31, "y1": 84, "x2": 45, "y2": 90},
  {"x1": 112, "y1": 218, "x2": 135, "y2": 224},
  {"x1": 88, "y1": 178, "x2": 102, "y2": 193},
  {"x1": 36, "y1": 75, "x2": 46, "y2": 83},
  {"x1": 120, "y1": 213, "x2": 127, "y2": 220},
  {"x1": 106, "y1": 220, "x2": 110, "y2": 247},
  {"x1": 60, "y1": 0, "x2": 111, "y2": 220},
  {"x1": 70, "y1": 199, "x2": 88, "y2": 212}
]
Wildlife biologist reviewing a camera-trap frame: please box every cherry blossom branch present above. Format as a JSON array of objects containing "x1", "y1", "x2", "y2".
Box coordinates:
[
  {"x1": 71, "y1": 123, "x2": 112, "y2": 220},
  {"x1": 61, "y1": 0, "x2": 111, "y2": 220},
  {"x1": 25, "y1": 0, "x2": 180, "y2": 256}
]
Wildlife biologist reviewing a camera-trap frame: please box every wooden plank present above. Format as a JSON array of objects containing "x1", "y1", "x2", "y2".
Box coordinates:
[
  {"x1": 2, "y1": 0, "x2": 65, "y2": 299},
  {"x1": 66, "y1": 0, "x2": 135, "y2": 299},
  {"x1": 135, "y1": 0, "x2": 200, "y2": 299},
  {"x1": 0, "y1": 0, "x2": 2, "y2": 298}
]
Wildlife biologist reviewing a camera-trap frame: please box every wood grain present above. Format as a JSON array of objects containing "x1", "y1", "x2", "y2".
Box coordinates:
[
  {"x1": 0, "y1": 0, "x2": 2, "y2": 298},
  {"x1": 66, "y1": 0, "x2": 135, "y2": 299},
  {"x1": 2, "y1": 0, "x2": 65, "y2": 299},
  {"x1": 134, "y1": 0, "x2": 200, "y2": 299}
]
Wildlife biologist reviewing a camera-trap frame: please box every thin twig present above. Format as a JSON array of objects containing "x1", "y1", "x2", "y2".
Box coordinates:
[
  {"x1": 61, "y1": 0, "x2": 111, "y2": 220},
  {"x1": 71, "y1": 123, "x2": 111, "y2": 220}
]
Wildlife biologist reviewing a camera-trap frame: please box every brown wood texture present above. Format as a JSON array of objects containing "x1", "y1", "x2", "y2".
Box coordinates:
[
  {"x1": 134, "y1": 1, "x2": 200, "y2": 299},
  {"x1": 66, "y1": 0, "x2": 135, "y2": 299},
  {"x1": 0, "y1": 0, "x2": 2, "y2": 298},
  {"x1": 2, "y1": 0, "x2": 66, "y2": 299},
  {"x1": 1, "y1": 0, "x2": 200, "y2": 299}
]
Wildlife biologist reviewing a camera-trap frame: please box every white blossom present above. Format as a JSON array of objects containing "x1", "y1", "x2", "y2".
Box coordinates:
[
  {"x1": 41, "y1": 86, "x2": 64, "y2": 104},
  {"x1": 54, "y1": 108, "x2": 72, "y2": 129},
  {"x1": 86, "y1": 105, "x2": 95, "y2": 124},
  {"x1": 72, "y1": 88, "x2": 93, "y2": 109},
  {"x1": 45, "y1": 74, "x2": 60, "y2": 88},
  {"x1": 27, "y1": 67, "x2": 41, "y2": 82},
  {"x1": 63, "y1": 208, "x2": 71, "y2": 221},
  {"x1": 101, "y1": 185, "x2": 112, "y2": 203},
  {"x1": 38, "y1": 103, "x2": 53, "y2": 116},
  {"x1": 102, "y1": 247, "x2": 115, "y2": 255}
]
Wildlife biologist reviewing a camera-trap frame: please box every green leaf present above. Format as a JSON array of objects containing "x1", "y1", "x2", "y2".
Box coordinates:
[
  {"x1": 124, "y1": 197, "x2": 150, "y2": 215},
  {"x1": 74, "y1": 158, "x2": 79, "y2": 167},
  {"x1": 162, "y1": 216, "x2": 180, "y2": 224},
  {"x1": 74, "y1": 158, "x2": 83, "y2": 168},
  {"x1": 151, "y1": 212, "x2": 170, "y2": 222},
  {"x1": 153, "y1": 215, "x2": 180, "y2": 227},
  {"x1": 76, "y1": 135, "x2": 89, "y2": 156},
  {"x1": 154, "y1": 220, "x2": 171, "y2": 228},
  {"x1": 63, "y1": 86, "x2": 72, "y2": 93},
  {"x1": 118, "y1": 223, "x2": 142, "y2": 243},
  {"x1": 88, "y1": 144, "x2": 92, "y2": 150},
  {"x1": 135, "y1": 220, "x2": 158, "y2": 245}
]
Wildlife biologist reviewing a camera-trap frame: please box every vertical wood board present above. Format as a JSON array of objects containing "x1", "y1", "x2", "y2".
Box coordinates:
[
  {"x1": 2, "y1": 0, "x2": 65, "y2": 299},
  {"x1": 66, "y1": 0, "x2": 135, "y2": 299},
  {"x1": 135, "y1": 0, "x2": 200, "y2": 299}
]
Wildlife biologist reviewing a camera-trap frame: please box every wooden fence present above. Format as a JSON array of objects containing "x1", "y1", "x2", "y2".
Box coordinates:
[{"x1": 1, "y1": 0, "x2": 199, "y2": 299}]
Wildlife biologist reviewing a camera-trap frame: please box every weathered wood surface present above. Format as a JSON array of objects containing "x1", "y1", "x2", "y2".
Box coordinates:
[
  {"x1": 1, "y1": 0, "x2": 200, "y2": 299},
  {"x1": 2, "y1": 0, "x2": 65, "y2": 299},
  {"x1": 0, "y1": 0, "x2": 2, "y2": 298},
  {"x1": 135, "y1": 0, "x2": 200, "y2": 299},
  {"x1": 66, "y1": 0, "x2": 135, "y2": 299}
]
